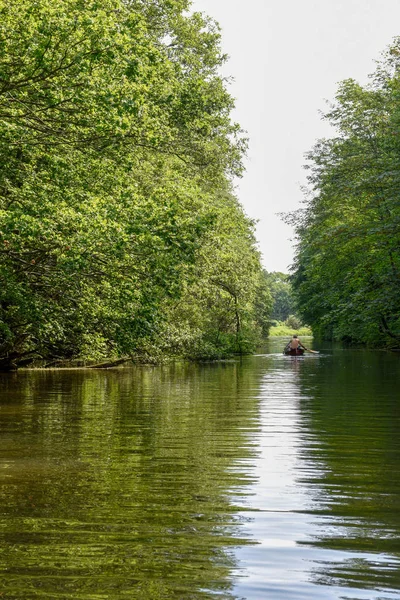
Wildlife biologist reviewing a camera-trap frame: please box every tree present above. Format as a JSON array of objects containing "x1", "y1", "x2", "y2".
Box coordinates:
[
  {"x1": 152, "y1": 188, "x2": 271, "y2": 359},
  {"x1": 0, "y1": 0, "x2": 263, "y2": 368},
  {"x1": 287, "y1": 39, "x2": 400, "y2": 347},
  {"x1": 263, "y1": 271, "x2": 295, "y2": 322}
]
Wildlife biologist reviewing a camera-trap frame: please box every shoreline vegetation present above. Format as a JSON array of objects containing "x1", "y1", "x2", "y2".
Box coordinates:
[
  {"x1": 268, "y1": 325, "x2": 312, "y2": 337},
  {"x1": 0, "y1": 0, "x2": 272, "y2": 371},
  {"x1": 0, "y1": 2, "x2": 398, "y2": 372},
  {"x1": 286, "y1": 41, "x2": 400, "y2": 349}
]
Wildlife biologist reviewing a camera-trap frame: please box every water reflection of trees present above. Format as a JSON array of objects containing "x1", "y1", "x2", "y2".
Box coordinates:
[
  {"x1": 296, "y1": 350, "x2": 400, "y2": 593},
  {"x1": 0, "y1": 362, "x2": 262, "y2": 599}
]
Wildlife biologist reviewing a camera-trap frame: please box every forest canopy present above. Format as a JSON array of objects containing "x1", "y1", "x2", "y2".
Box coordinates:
[
  {"x1": 0, "y1": 0, "x2": 270, "y2": 368},
  {"x1": 288, "y1": 40, "x2": 400, "y2": 347}
]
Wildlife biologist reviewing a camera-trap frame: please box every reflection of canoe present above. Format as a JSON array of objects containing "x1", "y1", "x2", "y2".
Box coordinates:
[{"x1": 284, "y1": 348, "x2": 305, "y2": 356}]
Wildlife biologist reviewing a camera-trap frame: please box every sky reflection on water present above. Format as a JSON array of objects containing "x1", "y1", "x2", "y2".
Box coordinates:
[{"x1": 233, "y1": 344, "x2": 400, "y2": 599}]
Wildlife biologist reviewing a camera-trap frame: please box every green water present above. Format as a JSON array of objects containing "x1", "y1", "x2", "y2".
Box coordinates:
[{"x1": 0, "y1": 340, "x2": 399, "y2": 599}]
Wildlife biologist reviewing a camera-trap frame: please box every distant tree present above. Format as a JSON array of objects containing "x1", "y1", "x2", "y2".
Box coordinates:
[
  {"x1": 263, "y1": 271, "x2": 295, "y2": 322},
  {"x1": 285, "y1": 315, "x2": 302, "y2": 330}
]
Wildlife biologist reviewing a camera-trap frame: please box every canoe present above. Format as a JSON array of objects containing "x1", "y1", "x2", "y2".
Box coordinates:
[{"x1": 284, "y1": 348, "x2": 305, "y2": 356}]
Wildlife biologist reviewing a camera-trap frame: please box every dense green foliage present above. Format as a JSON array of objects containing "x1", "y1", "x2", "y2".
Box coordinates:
[
  {"x1": 262, "y1": 271, "x2": 310, "y2": 336},
  {"x1": 263, "y1": 271, "x2": 296, "y2": 322},
  {"x1": 0, "y1": 0, "x2": 268, "y2": 368},
  {"x1": 288, "y1": 41, "x2": 400, "y2": 347}
]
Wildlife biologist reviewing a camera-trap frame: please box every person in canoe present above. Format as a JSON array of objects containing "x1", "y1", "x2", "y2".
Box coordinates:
[
  {"x1": 284, "y1": 335, "x2": 305, "y2": 356},
  {"x1": 284, "y1": 335, "x2": 317, "y2": 355}
]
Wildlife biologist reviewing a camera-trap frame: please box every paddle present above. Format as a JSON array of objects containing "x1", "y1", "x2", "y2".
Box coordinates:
[{"x1": 300, "y1": 344, "x2": 319, "y2": 354}]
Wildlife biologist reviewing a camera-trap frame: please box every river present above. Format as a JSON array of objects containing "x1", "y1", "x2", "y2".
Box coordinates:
[{"x1": 0, "y1": 339, "x2": 399, "y2": 599}]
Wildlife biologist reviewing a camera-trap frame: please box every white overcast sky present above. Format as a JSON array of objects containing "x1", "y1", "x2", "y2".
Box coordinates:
[{"x1": 191, "y1": 0, "x2": 400, "y2": 272}]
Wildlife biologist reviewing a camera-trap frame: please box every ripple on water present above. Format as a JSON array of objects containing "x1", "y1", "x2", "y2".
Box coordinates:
[{"x1": 0, "y1": 350, "x2": 399, "y2": 599}]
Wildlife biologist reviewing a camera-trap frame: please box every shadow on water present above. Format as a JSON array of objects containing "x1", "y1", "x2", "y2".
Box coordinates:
[{"x1": 0, "y1": 362, "x2": 265, "y2": 599}]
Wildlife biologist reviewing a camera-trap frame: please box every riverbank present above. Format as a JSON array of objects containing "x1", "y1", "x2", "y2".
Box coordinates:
[{"x1": 269, "y1": 325, "x2": 312, "y2": 337}]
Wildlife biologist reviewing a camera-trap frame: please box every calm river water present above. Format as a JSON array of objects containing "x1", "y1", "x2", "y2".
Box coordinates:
[{"x1": 0, "y1": 339, "x2": 399, "y2": 599}]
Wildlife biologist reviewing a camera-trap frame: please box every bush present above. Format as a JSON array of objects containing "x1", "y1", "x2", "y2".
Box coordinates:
[{"x1": 285, "y1": 315, "x2": 303, "y2": 330}]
